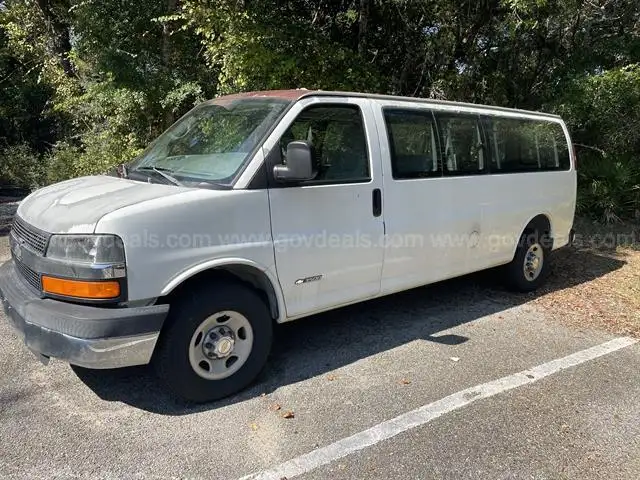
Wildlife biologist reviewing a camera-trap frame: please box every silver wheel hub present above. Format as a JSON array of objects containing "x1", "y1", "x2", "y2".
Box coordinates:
[
  {"x1": 188, "y1": 310, "x2": 254, "y2": 380},
  {"x1": 202, "y1": 326, "x2": 235, "y2": 359},
  {"x1": 523, "y1": 243, "x2": 544, "y2": 281}
]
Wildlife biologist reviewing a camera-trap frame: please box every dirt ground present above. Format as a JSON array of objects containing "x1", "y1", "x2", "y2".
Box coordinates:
[{"x1": 533, "y1": 217, "x2": 640, "y2": 337}]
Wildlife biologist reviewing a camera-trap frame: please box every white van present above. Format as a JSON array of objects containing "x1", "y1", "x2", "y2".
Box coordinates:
[{"x1": 0, "y1": 90, "x2": 576, "y2": 402}]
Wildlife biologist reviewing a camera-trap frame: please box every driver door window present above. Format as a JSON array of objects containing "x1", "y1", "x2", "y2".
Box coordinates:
[{"x1": 279, "y1": 105, "x2": 370, "y2": 183}]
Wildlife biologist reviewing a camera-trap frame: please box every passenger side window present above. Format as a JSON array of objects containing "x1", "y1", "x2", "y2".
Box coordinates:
[
  {"x1": 487, "y1": 117, "x2": 570, "y2": 172},
  {"x1": 493, "y1": 119, "x2": 538, "y2": 172},
  {"x1": 436, "y1": 114, "x2": 485, "y2": 175},
  {"x1": 536, "y1": 124, "x2": 560, "y2": 170},
  {"x1": 536, "y1": 122, "x2": 570, "y2": 170},
  {"x1": 279, "y1": 105, "x2": 370, "y2": 183},
  {"x1": 384, "y1": 109, "x2": 440, "y2": 179}
]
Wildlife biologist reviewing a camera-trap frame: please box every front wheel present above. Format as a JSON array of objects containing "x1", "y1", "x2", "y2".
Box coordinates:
[
  {"x1": 503, "y1": 229, "x2": 551, "y2": 292},
  {"x1": 153, "y1": 282, "x2": 273, "y2": 403}
]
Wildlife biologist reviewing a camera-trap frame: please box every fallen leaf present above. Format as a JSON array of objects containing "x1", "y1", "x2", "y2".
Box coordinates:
[
  {"x1": 270, "y1": 403, "x2": 282, "y2": 411},
  {"x1": 250, "y1": 423, "x2": 258, "y2": 431},
  {"x1": 282, "y1": 411, "x2": 295, "y2": 419},
  {"x1": 327, "y1": 374, "x2": 337, "y2": 381},
  {"x1": 399, "y1": 378, "x2": 411, "y2": 385},
  {"x1": 450, "y1": 357, "x2": 460, "y2": 362}
]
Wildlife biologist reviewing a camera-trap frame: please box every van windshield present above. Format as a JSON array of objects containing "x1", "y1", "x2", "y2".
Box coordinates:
[{"x1": 129, "y1": 97, "x2": 290, "y2": 186}]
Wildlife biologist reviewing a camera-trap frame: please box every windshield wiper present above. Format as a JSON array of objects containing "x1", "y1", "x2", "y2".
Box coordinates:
[
  {"x1": 135, "y1": 166, "x2": 184, "y2": 187},
  {"x1": 194, "y1": 180, "x2": 233, "y2": 190}
]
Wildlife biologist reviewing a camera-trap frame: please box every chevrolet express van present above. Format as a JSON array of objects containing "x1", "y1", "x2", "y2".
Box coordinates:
[{"x1": 0, "y1": 90, "x2": 576, "y2": 402}]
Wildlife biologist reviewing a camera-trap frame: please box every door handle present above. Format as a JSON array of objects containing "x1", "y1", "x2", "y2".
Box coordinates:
[{"x1": 372, "y1": 188, "x2": 382, "y2": 217}]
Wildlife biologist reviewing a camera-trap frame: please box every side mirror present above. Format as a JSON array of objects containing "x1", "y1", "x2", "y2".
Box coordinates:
[{"x1": 273, "y1": 141, "x2": 314, "y2": 182}]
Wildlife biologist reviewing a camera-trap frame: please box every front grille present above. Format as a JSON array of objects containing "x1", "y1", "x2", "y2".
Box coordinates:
[
  {"x1": 14, "y1": 257, "x2": 42, "y2": 291},
  {"x1": 11, "y1": 216, "x2": 50, "y2": 255}
]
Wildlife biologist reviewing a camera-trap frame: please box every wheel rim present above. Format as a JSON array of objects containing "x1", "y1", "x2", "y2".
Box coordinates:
[
  {"x1": 188, "y1": 310, "x2": 254, "y2": 380},
  {"x1": 523, "y1": 243, "x2": 544, "y2": 281}
]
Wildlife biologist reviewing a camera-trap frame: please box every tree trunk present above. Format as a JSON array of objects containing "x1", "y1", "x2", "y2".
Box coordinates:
[
  {"x1": 34, "y1": 0, "x2": 75, "y2": 78},
  {"x1": 163, "y1": 0, "x2": 178, "y2": 128},
  {"x1": 357, "y1": 0, "x2": 369, "y2": 56}
]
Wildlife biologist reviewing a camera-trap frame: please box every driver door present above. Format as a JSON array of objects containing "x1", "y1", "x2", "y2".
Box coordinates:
[{"x1": 265, "y1": 98, "x2": 385, "y2": 318}]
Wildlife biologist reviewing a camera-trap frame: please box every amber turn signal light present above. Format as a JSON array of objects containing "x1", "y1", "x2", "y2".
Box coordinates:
[{"x1": 42, "y1": 276, "x2": 120, "y2": 299}]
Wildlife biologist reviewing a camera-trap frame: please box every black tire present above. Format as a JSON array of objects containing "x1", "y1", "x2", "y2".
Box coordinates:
[
  {"x1": 503, "y1": 229, "x2": 551, "y2": 292},
  {"x1": 153, "y1": 282, "x2": 273, "y2": 403}
]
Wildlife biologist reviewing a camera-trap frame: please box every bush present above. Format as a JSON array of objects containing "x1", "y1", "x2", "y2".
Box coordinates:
[
  {"x1": 45, "y1": 136, "x2": 142, "y2": 185},
  {"x1": 43, "y1": 143, "x2": 81, "y2": 185},
  {"x1": 556, "y1": 65, "x2": 640, "y2": 222},
  {"x1": 576, "y1": 153, "x2": 640, "y2": 223},
  {"x1": 0, "y1": 144, "x2": 46, "y2": 190}
]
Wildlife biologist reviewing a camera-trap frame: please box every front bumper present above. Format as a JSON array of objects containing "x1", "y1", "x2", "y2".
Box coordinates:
[{"x1": 0, "y1": 259, "x2": 169, "y2": 369}]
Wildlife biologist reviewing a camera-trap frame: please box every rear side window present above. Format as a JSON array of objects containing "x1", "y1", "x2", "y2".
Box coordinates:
[
  {"x1": 535, "y1": 122, "x2": 570, "y2": 170},
  {"x1": 486, "y1": 117, "x2": 570, "y2": 172},
  {"x1": 435, "y1": 114, "x2": 485, "y2": 175},
  {"x1": 384, "y1": 109, "x2": 440, "y2": 179},
  {"x1": 279, "y1": 105, "x2": 370, "y2": 183}
]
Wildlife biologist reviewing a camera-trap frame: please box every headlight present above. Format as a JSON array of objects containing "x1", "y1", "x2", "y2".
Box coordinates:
[{"x1": 46, "y1": 235, "x2": 125, "y2": 264}]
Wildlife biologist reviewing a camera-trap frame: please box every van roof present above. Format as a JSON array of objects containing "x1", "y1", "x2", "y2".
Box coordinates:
[{"x1": 218, "y1": 89, "x2": 561, "y2": 120}]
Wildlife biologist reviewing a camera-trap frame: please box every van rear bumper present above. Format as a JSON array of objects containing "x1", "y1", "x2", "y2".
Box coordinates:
[{"x1": 0, "y1": 260, "x2": 169, "y2": 369}]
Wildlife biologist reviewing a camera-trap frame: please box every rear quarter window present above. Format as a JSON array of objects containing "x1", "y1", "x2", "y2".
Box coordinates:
[{"x1": 485, "y1": 117, "x2": 570, "y2": 173}]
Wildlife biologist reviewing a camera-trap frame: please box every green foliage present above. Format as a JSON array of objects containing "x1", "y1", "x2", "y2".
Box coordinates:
[
  {"x1": 176, "y1": 0, "x2": 382, "y2": 94},
  {"x1": 0, "y1": 0, "x2": 639, "y2": 222},
  {"x1": 43, "y1": 142, "x2": 79, "y2": 185},
  {"x1": 1, "y1": 0, "x2": 216, "y2": 185},
  {"x1": 0, "y1": 144, "x2": 46, "y2": 189},
  {"x1": 558, "y1": 65, "x2": 640, "y2": 156},
  {"x1": 556, "y1": 65, "x2": 640, "y2": 221},
  {"x1": 0, "y1": 7, "x2": 65, "y2": 157},
  {"x1": 576, "y1": 155, "x2": 640, "y2": 223}
]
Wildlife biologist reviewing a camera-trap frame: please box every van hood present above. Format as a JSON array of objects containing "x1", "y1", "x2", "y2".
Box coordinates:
[{"x1": 17, "y1": 175, "x2": 187, "y2": 234}]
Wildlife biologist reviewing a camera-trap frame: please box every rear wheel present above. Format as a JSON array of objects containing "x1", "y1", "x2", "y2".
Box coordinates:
[
  {"x1": 503, "y1": 229, "x2": 551, "y2": 292},
  {"x1": 153, "y1": 282, "x2": 272, "y2": 402}
]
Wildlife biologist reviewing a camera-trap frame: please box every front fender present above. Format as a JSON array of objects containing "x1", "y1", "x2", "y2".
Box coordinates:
[{"x1": 160, "y1": 257, "x2": 287, "y2": 323}]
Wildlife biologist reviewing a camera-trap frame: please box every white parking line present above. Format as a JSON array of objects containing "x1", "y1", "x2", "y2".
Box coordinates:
[{"x1": 240, "y1": 337, "x2": 637, "y2": 480}]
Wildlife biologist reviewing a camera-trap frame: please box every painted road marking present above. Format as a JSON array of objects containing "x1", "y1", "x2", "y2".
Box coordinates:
[{"x1": 240, "y1": 337, "x2": 637, "y2": 480}]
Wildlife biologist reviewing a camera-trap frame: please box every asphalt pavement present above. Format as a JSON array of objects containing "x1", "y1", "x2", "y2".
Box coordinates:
[{"x1": 0, "y1": 234, "x2": 638, "y2": 480}]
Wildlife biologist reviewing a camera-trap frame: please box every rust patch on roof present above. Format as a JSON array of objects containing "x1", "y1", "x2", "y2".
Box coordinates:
[{"x1": 216, "y1": 89, "x2": 316, "y2": 101}]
